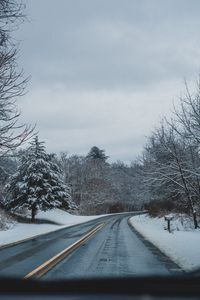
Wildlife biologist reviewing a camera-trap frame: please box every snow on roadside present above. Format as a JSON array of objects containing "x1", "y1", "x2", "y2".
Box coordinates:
[
  {"x1": 0, "y1": 223, "x2": 64, "y2": 247},
  {"x1": 130, "y1": 214, "x2": 200, "y2": 271},
  {"x1": 36, "y1": 209, "x2": 104, "y2": 225},
  {"x1": 0, "y1": 209, "x2": 104, "y2": 248}
]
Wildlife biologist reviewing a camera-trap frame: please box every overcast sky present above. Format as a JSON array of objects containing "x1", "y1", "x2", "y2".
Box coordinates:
[{"x1": 16, "y1": 0, "x2": 200, "y2": 162}]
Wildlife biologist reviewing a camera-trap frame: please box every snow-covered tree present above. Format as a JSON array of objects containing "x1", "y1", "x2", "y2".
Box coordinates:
[
  {"x1": 86, "y1": 146, "x2": 108, "y2": 161},
  {"x1": 140, "y1": 121, "x2": 200, "y2": 228},
  {"x1": 58, "y1": 150, "x2": 143, "y2": 215},
  {"x1": 5, "y1": 137, "x2": 72, "y2": 221}
]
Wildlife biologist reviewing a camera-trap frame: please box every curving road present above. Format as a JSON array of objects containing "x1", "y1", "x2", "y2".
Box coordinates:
[{"x1": 0, "y1": 213, "x2": 181, "y2": 279}]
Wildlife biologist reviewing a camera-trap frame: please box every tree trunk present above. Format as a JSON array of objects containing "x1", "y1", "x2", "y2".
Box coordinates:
[
  {"x1": 192, "y1": 211, "x2": 198, "y2": 229},
  {"x1": 31, "y1": 203, "x2": 37, "y2": 222}
]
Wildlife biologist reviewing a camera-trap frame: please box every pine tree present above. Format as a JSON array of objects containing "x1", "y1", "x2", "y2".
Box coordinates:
[
  {"x1": 5, "y1": 136, "x2": 72, "y2": 221},
  {"x1": 86, "y1": 146, "x2": 108, "y2": 161}
]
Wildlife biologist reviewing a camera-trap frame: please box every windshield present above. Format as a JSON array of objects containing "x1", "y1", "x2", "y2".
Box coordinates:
[{"x1": 0, "y1": 0, "x2": 200, "y2": 281}]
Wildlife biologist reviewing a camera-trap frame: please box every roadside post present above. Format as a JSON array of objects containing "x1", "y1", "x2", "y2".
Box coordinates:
[{"x1": 164, "y1": 215, "x2": 174, "y2": 233}]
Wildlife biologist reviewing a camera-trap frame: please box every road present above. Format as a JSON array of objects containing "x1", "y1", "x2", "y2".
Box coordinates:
[{"x1": 0, "y1": 213, "x2": 181, "y2": 279}]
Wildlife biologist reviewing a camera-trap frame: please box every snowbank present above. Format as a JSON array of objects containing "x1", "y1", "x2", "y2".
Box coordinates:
[
  {"x1": 130, "y1": 214, "x2": 200, "y2": 271},
  {"x1": 36, "y1": 209, "x2": 104, "y2": 225},
  {"x1": 0, "y1": 209, "x2": 104, "y2": 248}
]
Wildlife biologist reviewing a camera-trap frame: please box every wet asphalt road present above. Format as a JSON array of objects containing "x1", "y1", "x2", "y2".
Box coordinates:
[{"x1": 0, "y1": 213, "x2": 181, "y2": 279}]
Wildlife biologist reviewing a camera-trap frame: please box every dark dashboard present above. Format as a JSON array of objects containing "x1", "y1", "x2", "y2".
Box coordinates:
[{"x1": 0, "y1": 276, "x2": 200, "y2": 300}]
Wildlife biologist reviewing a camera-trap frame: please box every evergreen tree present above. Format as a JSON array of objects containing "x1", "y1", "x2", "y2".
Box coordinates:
[
  {"x1": 86, "y1": 146, "x2": 108, "y2": 161},
  {"x1": 5, "y1": 136, "x2": 72, "y2": 221}
]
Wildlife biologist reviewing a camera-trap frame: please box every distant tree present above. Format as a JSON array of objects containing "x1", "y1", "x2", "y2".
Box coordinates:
[
  {"x1": 0, "y1": 157, "x2": 17, "y2": 185},
  {"x1": 0, "y1": 156, "x2": 17, "y2": 207},
  {"x1": 59, "y1": 153, "x2": 86, "y2": 206},
  {"x1": 5, "y1": 137, "x2": 72, "y2": 221},
  {"x1": 86, "y1": 146, "x2": 108, "y2": 161},
  {"x1": 58, "y1": 151, "x2": 144, "y2": 215},
  {"x1": 110, "y1": 161, "x2": 143, "y2": 211}
]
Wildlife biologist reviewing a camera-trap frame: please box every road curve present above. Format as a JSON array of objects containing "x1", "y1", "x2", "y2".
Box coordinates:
[{"x1": 0, "y1": 213, "x2": 181, "y2": 279}]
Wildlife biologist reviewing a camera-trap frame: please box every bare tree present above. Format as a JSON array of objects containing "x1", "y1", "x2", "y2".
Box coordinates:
[
  {"x1": 0, "y1": 0, "x2": 33, "y2": 157},
  {"x1": 142, "y1": 122, "x2": 200, "y2": 228}
]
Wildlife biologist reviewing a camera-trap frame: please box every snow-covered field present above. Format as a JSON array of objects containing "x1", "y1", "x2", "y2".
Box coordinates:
[
  {"x1": 0, "y1": 209, "x2": 104, "y2": 248},
  {"x1": 130, "y1": 214, "x2": 200, "y2": 271}
]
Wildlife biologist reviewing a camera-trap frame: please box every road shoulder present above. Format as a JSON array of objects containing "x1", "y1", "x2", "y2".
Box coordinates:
[{"x1": 128, "y1": 217, "x2": 183, "y2": 275}]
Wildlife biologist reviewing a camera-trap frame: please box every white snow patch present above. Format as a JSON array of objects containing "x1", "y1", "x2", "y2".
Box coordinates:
[
  {"x1": 130, "y1": 214, "x2": 200, "y2": 271},
  {"x1": 0, "y1": 209, "x2": 104, "y2": 248},
  {"x1": 36, "y1": 209, "x2": 104, "y2": 225}
]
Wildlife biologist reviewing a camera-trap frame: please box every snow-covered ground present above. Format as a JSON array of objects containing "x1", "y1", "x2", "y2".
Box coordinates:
[
  {"x1": 36, "y1": 209, "x2": 104, "y2": 225},
  {"x1": 130, "y1": 214, "x2": 200, "y2": 271},
  {"x1": 0, "y1": 209, "x2": 104, "y2": 248}
]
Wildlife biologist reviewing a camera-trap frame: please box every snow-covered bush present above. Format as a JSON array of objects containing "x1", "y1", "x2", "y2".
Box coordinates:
[
  {"x1": 170, "y1": 214, "x2": 199, "y2": 232},
  {"x1": 0, "y1": 208, "x2": 15, "y2": 230}
]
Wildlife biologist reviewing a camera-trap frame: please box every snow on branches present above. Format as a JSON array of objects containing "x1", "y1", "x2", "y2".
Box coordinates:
[{"x1": 5, "y1": 136, "x2": 73, "y2": 221}]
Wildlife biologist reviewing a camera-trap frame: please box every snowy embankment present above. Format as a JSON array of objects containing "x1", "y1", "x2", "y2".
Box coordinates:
[
  {"x1": 0, "y1": 209, "x2": 103, "y2": 248},
  {"x1": 130, "y1": 214, "x2": 200, "y2": 271}
]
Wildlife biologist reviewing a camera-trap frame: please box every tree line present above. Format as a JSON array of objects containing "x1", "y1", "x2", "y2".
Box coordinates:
[
  {"x1": 58, "y1": 147, "x2": 141, "y2": 215},
  {"x1": 0, "y1": 143, "x2": 142, "y2": 219}
]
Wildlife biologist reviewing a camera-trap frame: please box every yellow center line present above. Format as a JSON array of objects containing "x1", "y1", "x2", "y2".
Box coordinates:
[{"x1": 24, "y1": 222, "x2": 105, "y2": 279}]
